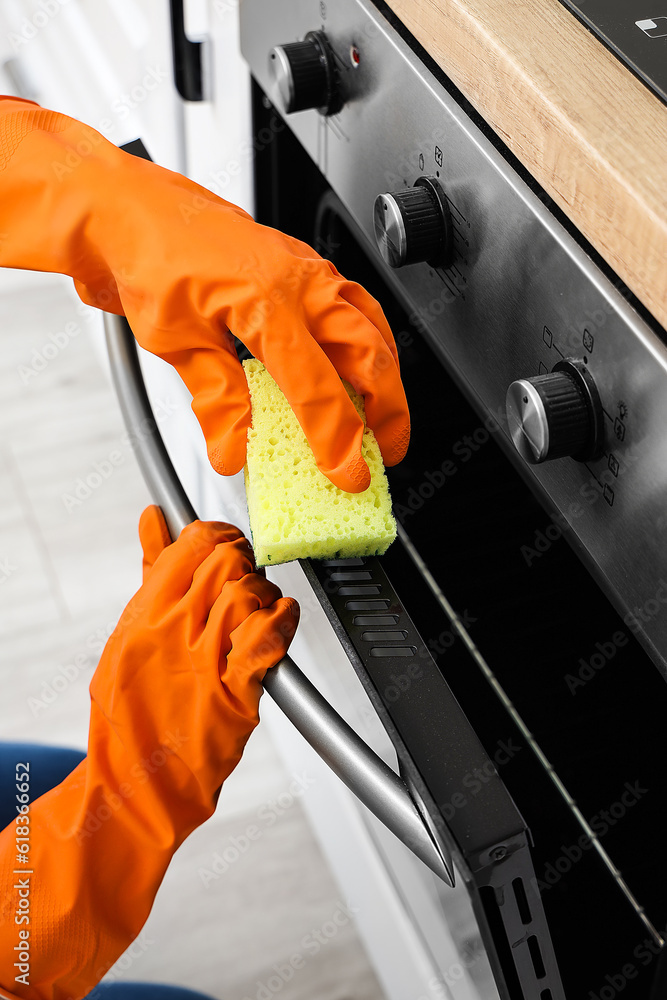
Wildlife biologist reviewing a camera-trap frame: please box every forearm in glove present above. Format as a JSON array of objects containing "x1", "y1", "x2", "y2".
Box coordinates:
[
  {"x1": 0, "y1": 96, "x2": 409, "y2": 492},
  {"x1": 0, "y1": 508, "x2": 299, "y2": 999}
]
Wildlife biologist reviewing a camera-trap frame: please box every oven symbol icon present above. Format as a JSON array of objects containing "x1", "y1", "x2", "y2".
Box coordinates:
[{"x1": 635, "y1": 17, "x2": 667, "y2": 37}]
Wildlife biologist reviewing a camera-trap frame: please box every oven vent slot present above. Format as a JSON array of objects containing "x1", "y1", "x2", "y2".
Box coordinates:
[
  {"x1": 369, "y1": 645, "x2": 417, "y2": 657},
  {"x1": 353, "y1": 615, "x2": 399, "y2": 626},
  {"x1": 361, "y1": 630, "x2": 408, "y2": 642},
  {"x1": 512, "y1": 876, "x2": 532, "y2": 925},
  {"x1": 528, "y1": 935, "x2": 547, "y2": 980},
  {"x1": 337, "y1": 585, "x2": 381, "y2": 595},
  {"x1": 345, "y1": 600, "x2": 390, "y2": 611},
  {"x1": 322, "y1": 558, "x2": 365, "y2": 566},
  {"x1": 330, "y1": 571, "x2": 372, "y2": 581}
]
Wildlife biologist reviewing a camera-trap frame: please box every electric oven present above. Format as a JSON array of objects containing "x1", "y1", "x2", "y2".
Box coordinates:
[
  {"x1": 232, "y1": 1, "x2": 667, "y2": 997},
  {"x1": 104, "y1": 1, "x2": 667, "y2": 997}
]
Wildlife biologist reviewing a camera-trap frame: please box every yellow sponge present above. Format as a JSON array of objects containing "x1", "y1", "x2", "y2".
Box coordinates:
[{"x1": 243, "y1": 359, "x2": 396, "y2": 566}]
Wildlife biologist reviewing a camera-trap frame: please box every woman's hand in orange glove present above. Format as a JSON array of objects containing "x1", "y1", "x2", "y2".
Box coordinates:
[
  {"x1": 96, "y1": 506, "x2": 299, "y2": 791},
  {"x1": 0, "y1": 98, "x2": 410, "y2": 493},
  {"x1": 0, "y1": 508, "x2": 299, "y2": 1000}
]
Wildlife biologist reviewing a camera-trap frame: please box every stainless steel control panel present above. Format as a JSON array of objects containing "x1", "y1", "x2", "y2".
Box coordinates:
[{"x1": 240, "y1": 0, "x2": 667, "y2": 675}]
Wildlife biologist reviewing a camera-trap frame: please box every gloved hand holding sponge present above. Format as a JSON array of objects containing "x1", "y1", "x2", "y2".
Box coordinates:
[
  {"x1": 0, "y1": 95, "x2": 408, "y2": 998},
  {"x1": 0, "y1": 96, "x2": 409, "y2": 493}
]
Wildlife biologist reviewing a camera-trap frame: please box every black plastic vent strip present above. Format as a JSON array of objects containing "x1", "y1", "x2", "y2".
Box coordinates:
[{"x1": 103, "y1": 311, "x2": 454, "y2": 886}]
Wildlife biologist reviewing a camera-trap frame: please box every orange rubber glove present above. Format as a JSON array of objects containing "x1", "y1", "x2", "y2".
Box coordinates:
[
  {"x1": 0, "y1": 507, "x2": 299, "y2": 1000},
  {"x1": 0, "y1": 96, "x2": 409, "y2": 493}
]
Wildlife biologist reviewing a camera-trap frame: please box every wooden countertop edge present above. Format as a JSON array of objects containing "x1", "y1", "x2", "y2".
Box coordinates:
[{"x1": 388, "y1": 0, "x2": 667, "y2": 331}]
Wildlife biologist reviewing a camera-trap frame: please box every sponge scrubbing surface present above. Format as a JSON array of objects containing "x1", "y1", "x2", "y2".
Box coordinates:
[{"x1": 243, "y1": 359, "x2": 397, "y2": 567}]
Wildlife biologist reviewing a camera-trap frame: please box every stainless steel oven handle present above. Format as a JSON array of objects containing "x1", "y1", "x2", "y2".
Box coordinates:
[{"x1": 104, "y1": 313, "x2": 454, "y2": 886}]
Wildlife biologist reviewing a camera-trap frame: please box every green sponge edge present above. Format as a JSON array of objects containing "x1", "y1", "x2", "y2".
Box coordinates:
[{"x1": 243, "y1": 359, "x2": 397, "y2": 567}]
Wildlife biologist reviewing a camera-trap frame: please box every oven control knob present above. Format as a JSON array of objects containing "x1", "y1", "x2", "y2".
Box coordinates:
[
  {"x1": 269, "y1": 31, "x2": 341, "y2": 116},
  {"x1": 506, "y1": 360, "x2": 604, "y2": 464},
  {"x1": 373, "y1": 176, "x2": 453, "y2": 269}
]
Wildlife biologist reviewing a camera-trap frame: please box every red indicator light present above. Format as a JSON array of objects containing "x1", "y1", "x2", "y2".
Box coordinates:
[{"x1": 350, "y1": 45, "x2": 360, "y2": 66}]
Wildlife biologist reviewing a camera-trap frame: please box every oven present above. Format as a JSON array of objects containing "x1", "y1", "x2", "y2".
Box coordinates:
[
  {"x1": 235, "y1": 2, "x2": 667, "y2": 997},
  {"x1": 104, "y1": 0, "x2": 667, "y2": 997}
]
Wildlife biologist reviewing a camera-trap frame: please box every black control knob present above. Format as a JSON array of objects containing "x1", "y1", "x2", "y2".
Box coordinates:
[
  {"x1": 269, "y1": 31, "x2": 341, "y2": 115},
  {"x1": 373, "y1": 176, "x2": 453, "y2": 269},
  {"x1": 506, "y1": 360, "x2": 604, "y2": 464}
]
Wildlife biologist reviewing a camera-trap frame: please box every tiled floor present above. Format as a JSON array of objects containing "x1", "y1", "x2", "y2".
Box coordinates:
[{"x1": 0, "y1": 269, "x2": 384, "y2": 1000}]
